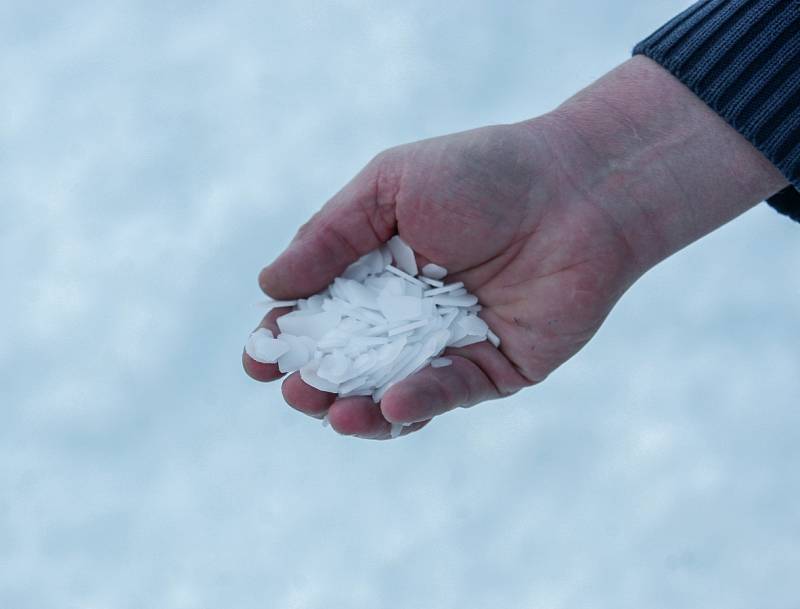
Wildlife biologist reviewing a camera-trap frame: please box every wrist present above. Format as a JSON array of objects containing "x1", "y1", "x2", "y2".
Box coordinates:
[{"x1": 538, "y1": 56, "x2": 788, "y2": 272}]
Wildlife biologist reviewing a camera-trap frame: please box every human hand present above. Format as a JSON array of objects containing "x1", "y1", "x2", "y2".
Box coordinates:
[{"x1": 243, "y1": 56, "x2": 787, "y2": 439}]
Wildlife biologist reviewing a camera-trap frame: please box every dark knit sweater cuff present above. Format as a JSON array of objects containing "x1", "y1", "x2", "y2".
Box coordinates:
[{"x1": 633, "y1": 0, "x2": 800, "y2": 223}]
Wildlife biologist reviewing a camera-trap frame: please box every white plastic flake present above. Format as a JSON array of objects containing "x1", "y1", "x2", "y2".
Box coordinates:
[
  {"x1": 421, "y1": 263, "x2": 448, "y2": 280},
  {"x1": 387, "y1": 236, "x2": 418, "y2": 276},
  {"x1": 278, "y1": 311, "x2": 341, "y2": 340},
  {"x1": 276, "y1": 334, "x2": 312, "y2": 373},
  {"x1": 257, "y1": 299, "x2": 299, "y2": 312},
  {"x1": 245, "y1": 238, "x2": 503, "y2": 406},
  {"x1": 430, "y1": 357, "x2": 452, "y2": 368},
  {"x1": 423, "y1": 282, "x2": 464, "y2": 297},
  {"x1": 245, "y1": 328, "x2": 290, "y2": 364}
]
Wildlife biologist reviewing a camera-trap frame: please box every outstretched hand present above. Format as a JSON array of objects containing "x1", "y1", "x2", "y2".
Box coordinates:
[
  {"x1": 243, "y1": 57, "x2": 787, "y2": 439},
  {"x1": 243, "y1": 118, "x2": 640, "y2": 438}
]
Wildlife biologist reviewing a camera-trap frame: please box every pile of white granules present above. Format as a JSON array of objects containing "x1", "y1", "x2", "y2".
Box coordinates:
[{"x1": 246, "y1": 236, "x2": 498, "y2": 431}]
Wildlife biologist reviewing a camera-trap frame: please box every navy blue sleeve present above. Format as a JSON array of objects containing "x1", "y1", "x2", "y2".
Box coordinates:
[{"x1": 633, "y1": 0, "x2": 800, "y2": 223}]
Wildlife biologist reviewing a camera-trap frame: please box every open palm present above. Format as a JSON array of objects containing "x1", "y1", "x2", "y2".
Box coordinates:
[{"x1": 244, "y1": 118, "x2": 643, "y2": 439}]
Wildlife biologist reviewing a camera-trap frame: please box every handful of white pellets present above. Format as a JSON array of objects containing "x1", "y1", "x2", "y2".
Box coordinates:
[{"x1": 246, "y1": 236, "x2": 499, "y2": 406}]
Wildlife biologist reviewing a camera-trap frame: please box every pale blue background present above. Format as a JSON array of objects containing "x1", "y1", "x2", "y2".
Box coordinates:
[{"x1": 2, "y1": 1, "x2": 799, "y2": 607}]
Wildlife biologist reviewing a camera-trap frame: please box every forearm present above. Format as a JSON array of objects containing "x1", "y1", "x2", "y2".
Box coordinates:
[{"x1": 539, "y1": 55, "x2": 789, "y2": 272}]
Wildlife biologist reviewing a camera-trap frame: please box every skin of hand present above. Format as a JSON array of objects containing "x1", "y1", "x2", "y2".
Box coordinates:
[{"x1": 243, "y1": 56, "x2": 789, "y2": 440}]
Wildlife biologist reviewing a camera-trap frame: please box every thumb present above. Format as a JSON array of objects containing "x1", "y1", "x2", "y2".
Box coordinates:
[{"x1": 259, "y1": 154, "x2": 398, "y2": 300}]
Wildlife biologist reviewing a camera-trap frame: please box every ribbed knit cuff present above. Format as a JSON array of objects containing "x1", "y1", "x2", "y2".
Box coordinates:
[{"x1": 633, "y1": 0, "x2": 800, "y2": 223}]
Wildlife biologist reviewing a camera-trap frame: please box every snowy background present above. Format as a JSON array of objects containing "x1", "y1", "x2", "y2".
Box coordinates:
[{"x1": 2, "y1": 1, "x2": 799, "y2": 607}]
